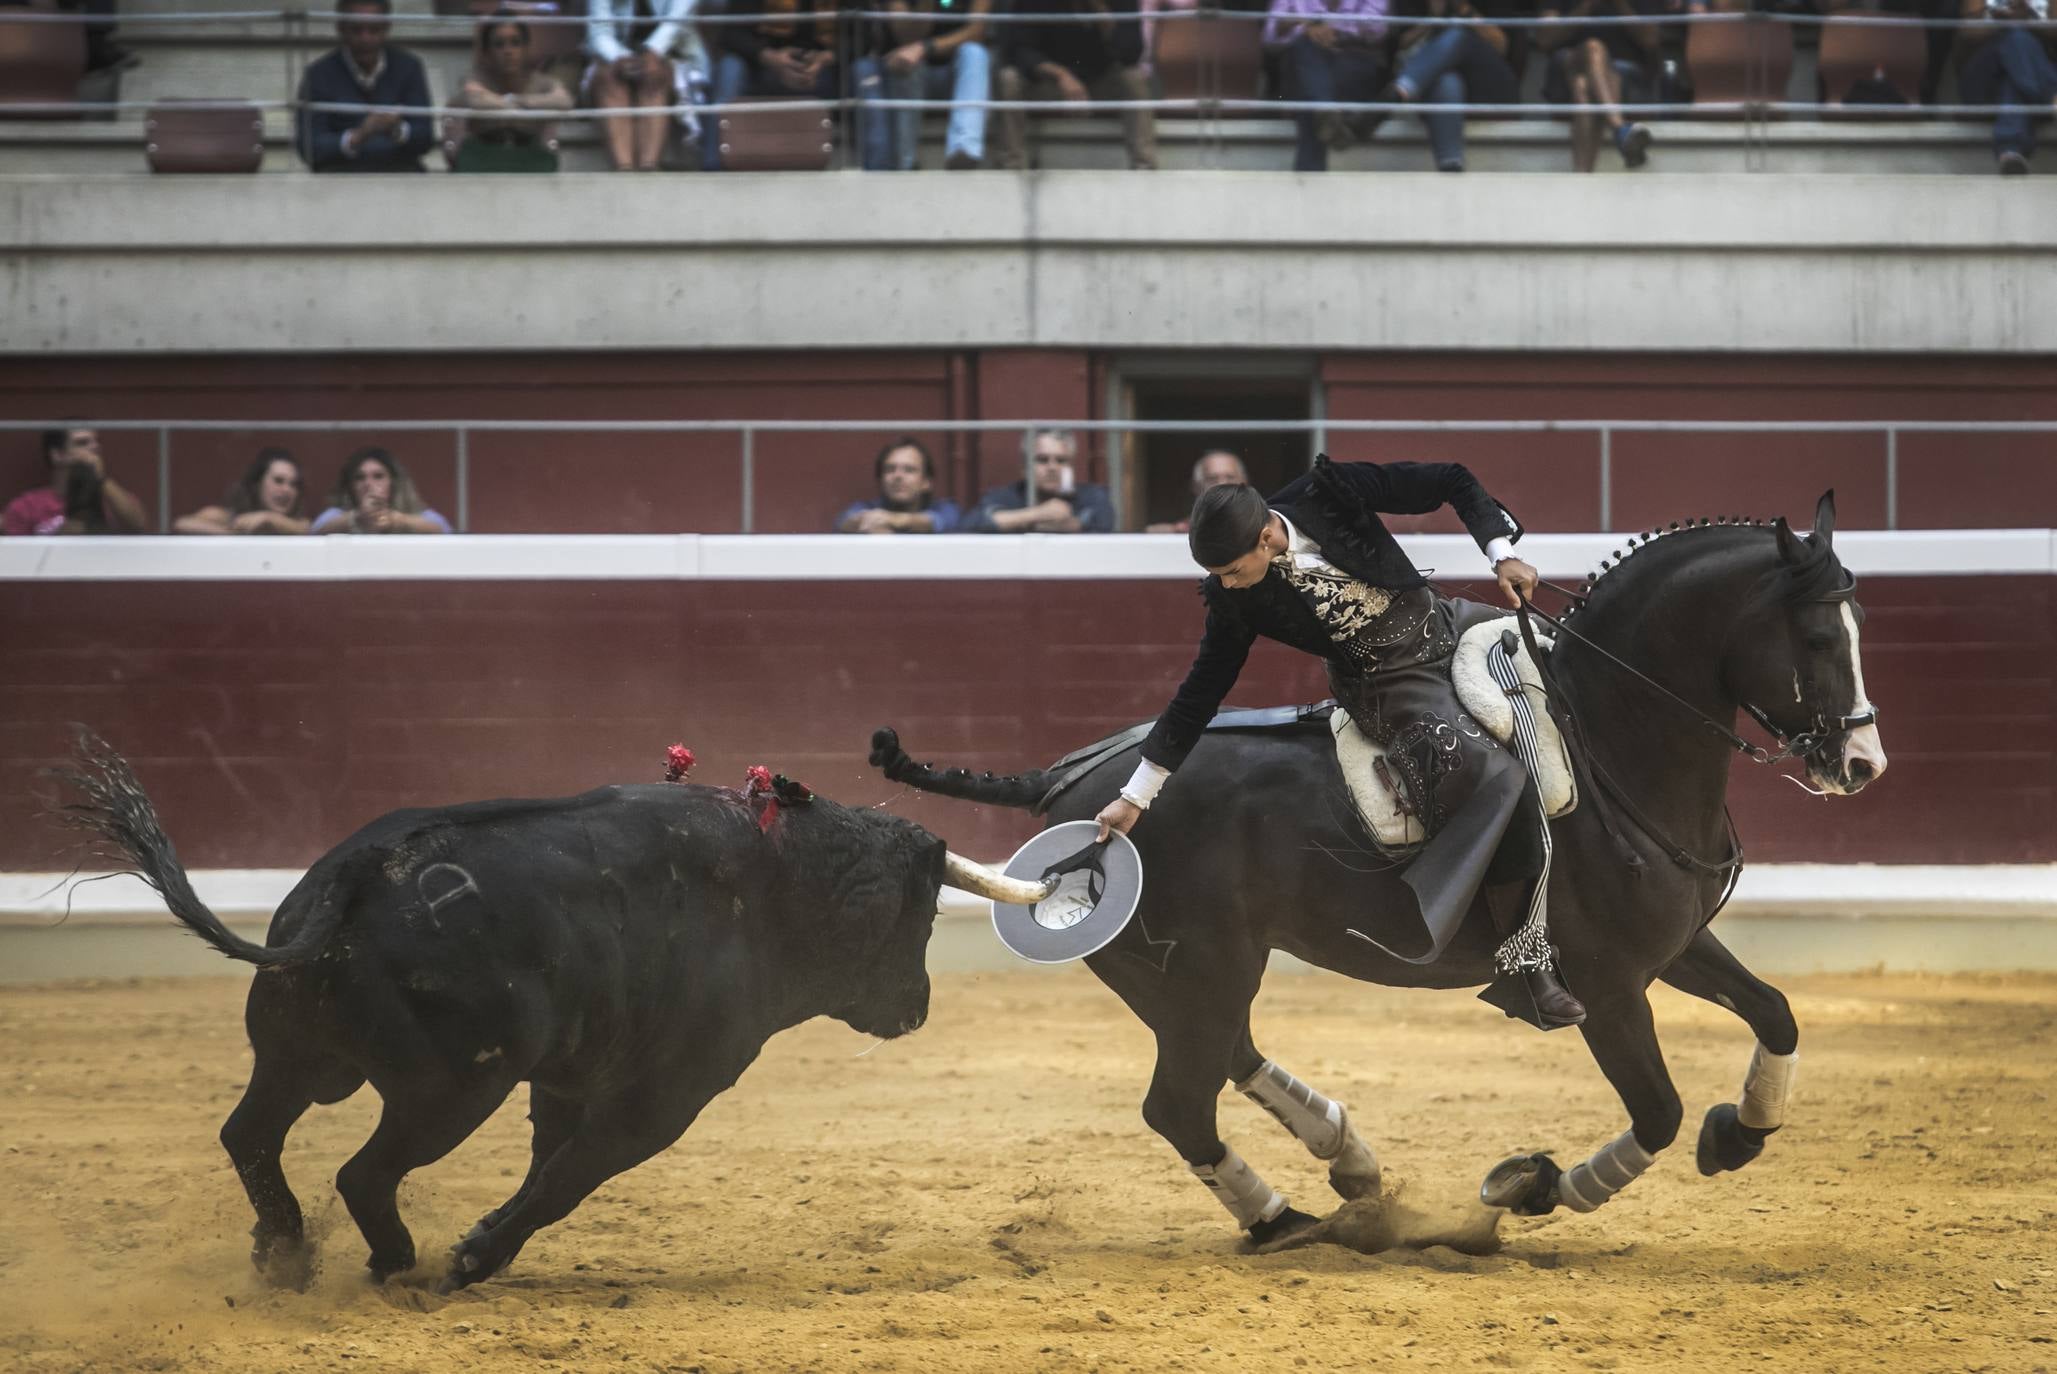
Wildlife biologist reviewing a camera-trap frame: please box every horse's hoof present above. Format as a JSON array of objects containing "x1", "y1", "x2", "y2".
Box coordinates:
[
  {"x1": 1327, "y1": 1134, "x2": 1383, "y2": 1201},
  {"x1": 1328, "y1": 1165, "x2": 1383, "y2": 1203},
  {"x1": 252, "y1": 1237, "x2": 314, "y2": 1291},
  {"x1": 1247, "y1": 1206, "x2": 1321, "y2": 1247},
  {"x1": 1696, "y1": 1102, "x2": 1772, "y2": 1177},
  {"x1": 365, "y1": 1245, "x2": 416, "y2": 1283},
  {"x1": 1480, "y1": 1152, "x2": 1562, "y2": 1216}
]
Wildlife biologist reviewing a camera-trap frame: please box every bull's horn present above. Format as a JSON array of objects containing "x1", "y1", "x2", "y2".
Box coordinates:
[{"x1": 943, "y1": 850, "x2": 1056, "y2": 906}]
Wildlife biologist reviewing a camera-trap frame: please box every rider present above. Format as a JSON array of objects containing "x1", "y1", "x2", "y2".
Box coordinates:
[{"x1": 1094, "y1": 454, "x2": 1586, "y2": 1028}]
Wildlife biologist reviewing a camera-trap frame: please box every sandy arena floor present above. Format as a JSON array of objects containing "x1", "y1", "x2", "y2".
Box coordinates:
[{"x1": 0, "y1": 967, "x2": 2052, "y2": 1373}]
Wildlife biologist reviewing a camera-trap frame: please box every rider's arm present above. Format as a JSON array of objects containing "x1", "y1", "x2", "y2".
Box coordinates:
[
  {"x1": 1329, "y1": 459, "x2": 1524, "y2": 556},
  {"x1": 1134, "y1": 601, "x2": 1258, "y2": 784}
]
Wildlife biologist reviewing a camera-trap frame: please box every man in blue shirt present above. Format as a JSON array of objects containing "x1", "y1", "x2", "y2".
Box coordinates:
[
  {"x1": 297, "y1": 0, "x2": 435, "y2": 172},
  {"x1": 837, "y1": 437, "x2": 963, "y2": 533},
  {"x1": 963, "y1": 429, "x2": 1117, "y2": 533}
]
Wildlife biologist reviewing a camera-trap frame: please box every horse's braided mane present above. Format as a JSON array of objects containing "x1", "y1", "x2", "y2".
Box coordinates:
[{"x1": 1560, "y1": 514, "x2": 1844, "y2": 622}]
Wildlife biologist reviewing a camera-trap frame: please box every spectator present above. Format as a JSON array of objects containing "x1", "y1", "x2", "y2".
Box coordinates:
[
  {"x1": 589, "y1": 0, "x2": 708, "y2": 172},
  {"x1": 1145, "y1": 449, "x2": 1249, "y2": 532},
  {"x1": 296, "y1": 0, "x2": 435, "y2": 173},
  {"x1": 1955, "y1": 0, "x2": 2057, "y2": 174},
  {"x1": 309, "y1": 448, "x2": 452, "y2": 535},
  {"x1": 444, "y1": 11, "x2": 573, "y2": 172},
  {"x1": 1536, "y1": 0, "x2": 1663, "y2": 172},
  {"x1": 705, "y1": 0, "x2": 842, "y2": 171},
  {"x1": 856, "y1": 0, "x2": 994, "y2": 170},
  {"x1": 836, "y1": 437, "x2": 963, "y2": 533},
  {"x1": 174, "y1": 449, "x2": 310, "y2": 536},
  {"x1": 1370, "y1": 0, "x2": 1521, "y2": 171},
  {"x1": 1264, "y1": 0, "x2": 1390, "y2": 171},
  {"x1": 3, "y1": 427, "x2": 147, "y2": 536},
  {"x1": 964, "y1": 429, "x2": 1117, "y2": 532},
  {"x1": 994, "y1": 0, "x2": 1159, "y2": 171}
]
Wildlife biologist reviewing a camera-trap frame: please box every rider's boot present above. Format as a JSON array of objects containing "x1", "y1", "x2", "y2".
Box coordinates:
[{"x1": 1479, "y1": 880, "x2": 1587, "y2": 1030}]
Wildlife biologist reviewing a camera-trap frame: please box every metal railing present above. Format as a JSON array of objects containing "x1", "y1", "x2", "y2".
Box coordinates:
[
  {"x1": 7, "y1": 417, "x2": 2055, "y2": 534},
  {"x1": 3, "y1": 6, "x2": 2039, "y2": 170}
]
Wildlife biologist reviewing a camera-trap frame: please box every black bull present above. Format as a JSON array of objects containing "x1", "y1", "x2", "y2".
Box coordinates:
[{"x1": 51, "y1": 741, "x2": 1003, "y2": 1291}]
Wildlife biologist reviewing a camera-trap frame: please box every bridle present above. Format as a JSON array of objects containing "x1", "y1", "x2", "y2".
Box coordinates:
[{"x1": 1509, "y1": 569, "x2": 1878, "y2": 885}]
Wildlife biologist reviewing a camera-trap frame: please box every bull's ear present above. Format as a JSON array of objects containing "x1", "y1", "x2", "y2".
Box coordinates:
[
  {"x1": 1773, "y1": 515, "x2": 1805, "y2": 564},
  {"x1": 1811, "y1": 490, "x2": 1836, "y2": 550}
]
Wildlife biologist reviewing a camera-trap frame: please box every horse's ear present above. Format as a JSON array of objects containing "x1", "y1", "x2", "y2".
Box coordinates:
[
  {"x1": 1811, "y1": 490, "x2": 1837, "y2": 549},
  {"x1": 1773, "y1": 515, "x2": 1805, "y2": 564}
]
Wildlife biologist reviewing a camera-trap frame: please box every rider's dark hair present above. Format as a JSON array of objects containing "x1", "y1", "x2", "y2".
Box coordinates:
[{"x1": 1188, "y1": 483, "x2": 1269, "y2": 569}]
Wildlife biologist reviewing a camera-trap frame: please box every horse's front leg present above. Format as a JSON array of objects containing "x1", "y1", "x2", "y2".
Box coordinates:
[
  {"x1": 1658, "y1": 926, "x2": 1799, "y2": 1177},
  {"x1": 1482, "y1": 985, "x2": 1679, "y2": 1216}
]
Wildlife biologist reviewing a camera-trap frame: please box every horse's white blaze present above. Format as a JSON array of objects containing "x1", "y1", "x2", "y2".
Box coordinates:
[{"x1": 1837, "y1": 603, "x2": 1888, "y2": 781}]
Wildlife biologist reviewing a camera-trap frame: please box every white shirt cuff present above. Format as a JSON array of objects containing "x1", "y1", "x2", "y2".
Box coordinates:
[
  {"x1": 1120, "y1": 759, "x2": 1170, "y2": 808},
  {"x1": 1485, "y1": 536, "x2": 1517, "y2": 569}
]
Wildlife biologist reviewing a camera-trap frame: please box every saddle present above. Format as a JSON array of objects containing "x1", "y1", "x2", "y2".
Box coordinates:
[{"x1": 1332, "y1": 617, "x2": 1577, "y2": 852}]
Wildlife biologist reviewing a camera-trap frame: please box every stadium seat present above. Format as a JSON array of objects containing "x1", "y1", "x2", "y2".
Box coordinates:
[
  {"x1": 714, "y1": 98, "x2": 835, "y2": 170},
  {"x1": 1153, "y1": 13, "x2": 1264, "y2": 115},
  {"x1": 1685, "y1": 16, "x2": 1795, "y2": 113},
  {"x1": 144, "y1": 101, "x2": 265, "y2": 173},
  {"x1": 1816, "y1": 11, "x2": 1925, "y2": 107},
  {"x1": 0, "y1": 0, "x2": 86, "y2": 118}
]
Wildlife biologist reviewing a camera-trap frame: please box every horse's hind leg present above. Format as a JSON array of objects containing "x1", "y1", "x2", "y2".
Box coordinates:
[
  {"x1": 1088, "y1": 944, "x2": 1316, "y2": 1245},
  {"x1": 1659, "y1": 926, "x2": 1800, "y2": 1177},
  {"x1": 220, "y1": 1051, "x2": 361, "y2": 1288},
  {"x1": 1484, "y1": 985, "x2": 1679, "y2": 1217},
  {"x1": 1231, "y1": 1020, "x2": 1383, "y2": 1201}
]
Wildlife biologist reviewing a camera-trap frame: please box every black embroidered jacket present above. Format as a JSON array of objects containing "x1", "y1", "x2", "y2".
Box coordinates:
[{"x1": 1137, "y1": 455, "x2": 1522, "y2": 772}]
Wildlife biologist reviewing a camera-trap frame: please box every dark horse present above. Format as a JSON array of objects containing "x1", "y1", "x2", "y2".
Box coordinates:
[{"x1": 872, "y1": 492, "x2": 1886, "y2": 1240}]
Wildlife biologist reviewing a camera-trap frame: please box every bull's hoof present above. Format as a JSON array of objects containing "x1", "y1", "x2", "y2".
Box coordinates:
[
  {"x1": 252, "y1": 1235, "x2": 314, "y2": 1291},
  {"x1": 1480, "y1": 1152, "x2": 1562, "y2": 1216},
  {"x1": 366, "y1": 1244, "x2": 416, "y2": 1283},
  {"x1": 1247, "y1": 1206, "x2": 1321, "y2": 1248},
  {"x1": 440, "y1": 1234, "x2": 508, "y2": 1293},
  {"x1": 1696, "y1": 1102, "x2": 1773, "y2": 1177}
]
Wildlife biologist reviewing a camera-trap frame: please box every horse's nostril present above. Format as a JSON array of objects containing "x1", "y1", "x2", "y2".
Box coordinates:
[{"x1": 1848, "y1": 759, "x2": 1875, "y2": 784}]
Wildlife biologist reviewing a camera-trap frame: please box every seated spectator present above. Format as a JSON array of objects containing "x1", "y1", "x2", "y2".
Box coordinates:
[
  {"x1": 1370, "y1": 0, "x2": 1520, "y2": 172},
  {"x1": 3, "y1": 426, "x2": 147, "y2": 537},
  {"x1": 1145, "y1": 449, "x2": 1249, "y2": 532},
  {"x1": 589, "y1": 0, "x2": 708, "y2": 172},
  {"x1": 704, "y1": 0, "x2": 842, "y2": 171},
  {"x1": 443, "y1": 10, "x2": 573, "y2": 172},
  {"x1": 1955, "y1": 0, "x2": 2057, "y2": 174},
  {"x1": 856, "y1": 0, "x2": 994, "y2": 170},
  {"x1": 175, "y1": 448, "x2": 310, "y2": 536},
  {"x1": 1537, "y1": 0, "x2": 1664, "y2": 172},
  {"x1": 295, "y1": 0, "x2": 435, "y2": 173},
  {"x1": 1264, "y1": 0, "x2": 1390, "y2": 172},
  {"x1": 309, "y1": 447, "x2": 451, "y2": 534},
  {"x1": 837, "y1": 437, "x2": 963, "y2": 533},
  {"x1": 994, "y1": 0, "x2": 1159, "y2": 171},
  {"x1": 964, "y1": 430, "x2": 1117, "y2": 532}
]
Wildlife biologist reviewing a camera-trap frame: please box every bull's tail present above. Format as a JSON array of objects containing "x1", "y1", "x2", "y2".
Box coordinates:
[
  {"x1": 869, "y1": 727, "x2": 1055, "y2": 812},
  {"x1": 47, "y1": 727, "x2": 355, "y2": 968}
]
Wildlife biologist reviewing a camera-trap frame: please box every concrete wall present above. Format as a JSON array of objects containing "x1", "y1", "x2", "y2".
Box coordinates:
[{"x1": 6, "y1": 173, "x2": 2057, "y2": 356}]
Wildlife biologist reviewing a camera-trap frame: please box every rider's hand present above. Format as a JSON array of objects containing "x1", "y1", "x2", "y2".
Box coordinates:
[
  {"x1": 1095, "y1": 797, "x2": 1142, "y2": 842},
  {"x1": 1495, "y1": 556, "x2": 1538, "y2": 609}
]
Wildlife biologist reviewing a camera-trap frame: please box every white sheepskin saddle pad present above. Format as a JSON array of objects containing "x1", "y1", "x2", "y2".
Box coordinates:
[{"x1": 1331, "y1": 617, "x2": 1577, "y2": 851}]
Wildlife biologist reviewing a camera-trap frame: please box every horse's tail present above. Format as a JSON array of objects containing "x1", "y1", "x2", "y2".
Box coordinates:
[
  {"x1": 46, "y1": 727, "x2": 365, "y2": 968},
  {"x1": 868, "y1": 727, "x2": 1055, "y2": 812}
]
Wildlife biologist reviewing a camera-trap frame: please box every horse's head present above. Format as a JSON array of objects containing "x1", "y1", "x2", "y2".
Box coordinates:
[{"x1": 1725, "y1": 491, "x2": 1887, "y2": 795}]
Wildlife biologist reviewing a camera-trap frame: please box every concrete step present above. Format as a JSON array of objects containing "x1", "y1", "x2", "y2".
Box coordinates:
[{"x1": 0, "y1": 114, "x2": 2001, "y2": 176}]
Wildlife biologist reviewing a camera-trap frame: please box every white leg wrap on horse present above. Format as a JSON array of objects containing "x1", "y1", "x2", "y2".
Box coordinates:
[
  {"x1": 1737, "y1": 1043, "x2": 1798, "y2": 1131},
  {"x1": 1556, "y1": 1130, "x2": 1657, "y2": 1214},
  {"x1": 1237, "y1": 1060, "x2": 1348, "y2": 1160},
  {"x1": 1189, "y1": 1147, "x2": 1289, "y2": 1229}
]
